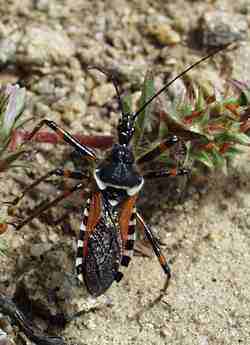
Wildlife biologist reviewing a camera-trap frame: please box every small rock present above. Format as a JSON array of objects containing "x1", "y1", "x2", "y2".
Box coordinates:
[
  {"x1": 198, "y1": 335, "x2": 209, "y2": 345},
  {"x1": 0, "y1": 328, "x2": 12, "y2": 345},
  {"x1": 30, "y1": 243, "x2": 52, "y2": 258},
  {"x1": 145, "y1": 15, "x2": 181, "y2": 45},
  {"x1": 0, "y1": 31, "x2": 21, "y2": 66},
  {"x1": 0, "y1": 317, "x2": 13, "y2": 335},
  {"x1": 34, "y1": 0, "x2": 49, "y2": 11},
  {"x1": 232, "y1": 44, "x2": 250, "y2": 81},
  {"x1": 0, "y1": 39, "x2": 16, "y2": 66},
  {"x1": 32, "y1": 78, "x2": 55, "y2": 95},
  {"x1": 34, "y1": 102, "x2": 51, "y2": 117},
  {"x1": 17, "y1": 25, "x2": 75, "y2": 69},
  {"x1": 77, "y1": 43, "x2": 105, "y2": 66},
  {"x1": 52, "y1": 94, "x2": 87, "y2": 125},
  {"x1": 200, "y1": 10, "x2": 248, "y2": 47},
  {"x1": 91, "y1": 83, "x2": 117, "y2": 107}
]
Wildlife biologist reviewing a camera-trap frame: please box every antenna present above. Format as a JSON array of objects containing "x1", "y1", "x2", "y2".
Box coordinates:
[
  {"x1": 87, "y1": 65, "x2": 125, "y2": 117},
  {"x1": 133, "y1": 44, "x2": 231, "y2": 122}
]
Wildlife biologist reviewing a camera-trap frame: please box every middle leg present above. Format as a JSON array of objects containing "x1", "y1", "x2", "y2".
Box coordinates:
[
  {"x1": 6, "y1": 168, "x2": 88, "y2": 207},
  {"x1": 8, "y1": 182, "x2": 85, "y2": 231}
]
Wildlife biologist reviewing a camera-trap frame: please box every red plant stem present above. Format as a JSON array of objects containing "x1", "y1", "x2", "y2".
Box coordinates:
[
  {"x1": 183, "y1": 110, "x2": 203, "y2": 124},
  {"x1": 9, "y1": 130, "x2": 114, "y2": 151},
  {"x1": 0, "y1": 160, "x2": 7, "y2": 172},
  {"x1": 219, "y1": 142, "x2": 231, "y2": 154},
  {"x1": 199, "y1": 142, "x2": 215, "y2": 150},
  {"x1": 205, "y1": 94, "x2": 216, "y2": 104},
  {"x1": 224, "y1": 103, "x2": 240, "y2": 117},
  {"x1": 207, "y1": 124, "x2": 225, "y2": 132},
  {"x1": 0, "y1": 223, "x2": 8, "y2": 234}
]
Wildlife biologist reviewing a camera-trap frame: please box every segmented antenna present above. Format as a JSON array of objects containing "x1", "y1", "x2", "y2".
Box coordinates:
[
  {"x1": 132, "y1": 44, "x2": 232, "y2": 122},
  {"x1": 87, "y1": 65, "x2": 125, "y2": 117}
]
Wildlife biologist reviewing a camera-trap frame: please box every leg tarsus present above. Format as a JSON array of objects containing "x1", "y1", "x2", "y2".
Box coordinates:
[{"x1": 113, "y1": 271, "x2": 124, "y2": 282}]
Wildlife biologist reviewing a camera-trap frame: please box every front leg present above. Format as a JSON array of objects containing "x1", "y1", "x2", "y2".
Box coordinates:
[
  {"x1": 143, "y1": 167, "x2": 189, "y2": 179},
  {"x1": 136, "y1": 135, "x2": 178, "y2": 165},
  {"x1": 25, "y1": 119, "x2": 97, "y2": 161}
]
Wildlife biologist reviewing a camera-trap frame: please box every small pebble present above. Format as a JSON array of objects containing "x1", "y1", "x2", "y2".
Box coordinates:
[
  {"x1": 145, "y1": 16, "x2": 181, "y2": 45},
  {"x1": 201, "y1": 10, "x2": 248, "y2": 47}
]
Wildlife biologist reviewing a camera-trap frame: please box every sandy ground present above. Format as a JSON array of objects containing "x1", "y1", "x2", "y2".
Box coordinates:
[{"x1": 0, "y1": 0, "x2": 250, "y2": 344}]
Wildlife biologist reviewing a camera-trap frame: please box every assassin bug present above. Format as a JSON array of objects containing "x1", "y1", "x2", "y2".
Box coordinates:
[{"x1": 6, "y1": 45, "x2": 229, "y2": 296}]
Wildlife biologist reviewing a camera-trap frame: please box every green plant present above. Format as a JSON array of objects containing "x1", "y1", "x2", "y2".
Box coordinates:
[
  {"x1": 0, "y1": 84, "x2": 27, "y2": 239},
  {"x1": 0, "y1": 84, "x2": 27, "y2": 172},
  {"x1": 129, "y1": 73, "x2": 250, "y2": 173}
]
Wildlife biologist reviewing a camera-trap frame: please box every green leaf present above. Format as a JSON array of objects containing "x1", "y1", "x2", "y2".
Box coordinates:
[
  {"x1": 0, "y1": 150, "x2": 27, "y2": 172},
  {"x1": 195, "y1": 87, "x2": 205, "y2": 111},
  {"x1": 192, "y1": 150, "x2": 214, "y2": 169},
  {"x1": 179, "y1": 104, "x2": 193, "y2": 118},
  {"x1": 222, "y1": 97, "x2": 240, "y2": 106},
  {"x1": 210, "y1": 148, "x2": 225, "y2": 168},
  {"x1": 0, "y1": 238, "x2": 8, "y2": 256},
  {"x1": 14, "y1": 116, "x2": 33, "y2": 131},
  {"x1": 2, "y1": 85, "x2": 26, "y2": 137},
  {"x1": 193, "y1": 109, "x2": 210, "y2": 128},
  {"x1": 215, "y1": 132, "x2": 250, "y2": 145},
  {"x1": 222, "y1": 146, "x2": 243, "y2": 159},
  {"x1": 121, "y1": 93, "x2": 132, "y2": 115},
  {"x1": 238, "y1": 90, "x2": 250, "y2": 106},
  {"x1": 158, "y1": 119, "x2": 169, "y2": 140},
  {"x1": 232, "y1": 132, "x2": 250, "y2": 145},
  {"x1": 133, "y1": 71, "x2": 155, "y2": 151}
]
